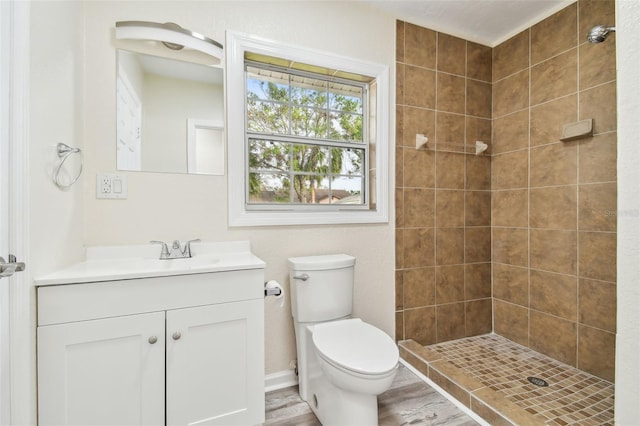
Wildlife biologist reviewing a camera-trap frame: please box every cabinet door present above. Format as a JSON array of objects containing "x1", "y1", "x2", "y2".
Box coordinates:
[
  {"x1": 166, "y1": 299, "x2": 264, "y2": 426},
  {"x1": 37, "y1": 312, "x2": 165, "y2": 426}
]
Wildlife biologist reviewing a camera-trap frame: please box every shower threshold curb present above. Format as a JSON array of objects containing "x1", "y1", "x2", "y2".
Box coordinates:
[{"x1": 399, "y1": 339, "x2": 545, "y2": 426}]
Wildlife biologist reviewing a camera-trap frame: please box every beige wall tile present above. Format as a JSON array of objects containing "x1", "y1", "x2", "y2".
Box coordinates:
[
  {"x1": 580, "y1": 38, "x2": 616, "y2": 90},
  {"x1": 492, "y1": 150, "x2": 528, "y2": 190},
  {"x1": 466, "y1": 299, "x2": 492, "y2": 336},
  {"x1": 395, "y1": 311, "x2": 404, "y2": 341},
  {"x1": 531, "y1": 3, "x2": 578, "y2": 65},
  {"x1": 404, "y1": 227, "x2": 435, "y2": 268},
  {"x1": 396, "y1": 21, "x2": 405, "y2": 63},
  {"x1": 530, "y1": 310, "x2": 577, "y2": 366},
  {"x1": 436, "y1": 190, "x2": 464, "y2": 227},
  {"x1": 492, "y1": 109, "x2": 529, "y2": 154},
  {"x1": 578, "y1": 183, "x2": 617, "y2": 231},
  {"x1": 530, "y1": 94, "x2": 577, "y2": 147},
  {"x1": 404, "y1": 23, "x2": 436, "y2": 68},
  {"x1": 579, "y1": 81, "x2": 617, "y2": 134},
  {"x1": 396, "y1": 106, "x2": 404, "y2": 146},
  {"x1": 493, "y1": 69, "x2": 529, "y2": 118},
  {"x1": 531, "y1": 48, "x2": 577, "y2": 106},
  {"x1": 465, "y1": 263, "x2": 492, "y2": 300},
  {"x1": 492, "y1": 189, "x2": 528, "y2": 228},
  {"x1": 437, "y1": 33, "x2": 466, "y2": 75},
  {"x1": 436, "y1": 112, "x2": 465, "y2": 145},
  {"x1": 405, "y1": 307, "x2": 436, "y2": 345},
  {"x1": 493, "y1": 227, "x2": 528, "y2": 267},
  {"x1": 494, "y1": 300, "x2": 529, "y2": 346},
  {"x1": 465, "y1": 191, "x2": 491, "y2": 226},
  {"x1": 403, "y1": 106, "x2": 436, "y2": 148},
  {"x1": 436, "y1": 265, "x2": 465, "y2": 304},
  {"x1": 493, "y1": 263, "x2": 529, "y2": 306},
  {"x1": 466, "y1": 155, "x2": 491, "y2": 190},
  {"x1": 467, "y1": 42, "x2": 492, "y2": 82},
  {"x1": 395, "y1": 187, "x2": 404, "y2": 227},
  {"x1": 436, "y1": 152, "x2": 465, "y2": 189},
  {"x1": 578, "y1": 231, "x2": 616, "y2": 282},
  {"x1": 437, "y1": 73, "x2": 466, "y2": 114},
  {"x1": 395, "y1": 147, "x2": 404, "y2": 187},
  {"x1": 530, "y1": 186, "x2": 577, "y2": 230},
  {"x1": 396, "y1": 229, "x2": 404, "y2": 269},
  {"x1": 395, "y1": 270, "x2": 404, "y2": 310},
  {"x1": 465, "y1": 227, "x2": 491, "y2": 263},
  {"x1": 466, "y1": 80, "x2": 492, "y2": 118},
  {"x1": 436, "y1": 303, "x2": 466, "y2": 342},
  {"x1": 530, "y1": 270, "x2": 578, "y2": 320},
  {"x1": 404, "y1": 267, "x2": 436, "y2": 308},
  {"x1": 578, "y1": 325, "x2": 616, "y2": 382},
  {"x1": 466, "y1": 117, "x2": 492, "y2": 147},
  {"x1": 579, "y1": 278, "x2": 616, "y2": 332},
  {"x1": 404, "y1": 188, "x2": 435, "y2": 228},
  {"x1": 493, "y1": 30, "x2": 529, "y2": 82},
  {"x1": 530, "y1": 142, "x2": 578, "y2": 187},
  {"x1": 396, "y1": 62, "x2": 404, "y2": 105},
  {"x1": 578, "y1": 132, "x2": 617, "y2": 184},
  {"x1": 404, "y1": 148, "x2": 435, "y2": 188},
  {"x1": 404, "y1": 65, "x2": 436, "y2": 109},
  {"x1": 436, "y1": 228, "x2": 465, "y2": 265},
  {"x1": 530, "y1": 229, "x2": 577, "y2": 275}
]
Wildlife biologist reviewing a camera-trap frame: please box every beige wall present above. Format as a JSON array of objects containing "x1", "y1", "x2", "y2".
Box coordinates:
[
  {"x1": 29, "y1": 1, "x2": 85, "y2": 276},
  {"x1": 81, "y1": 1, "x2": 396, "y2": 375}
]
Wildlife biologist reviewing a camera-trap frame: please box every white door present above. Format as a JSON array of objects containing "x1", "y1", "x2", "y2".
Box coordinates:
[
  {"x1": 0, "y1": 2, "x2": 29, "y2": 425},
  {"x1": 37, "y1": 312, "x2": 166, "y2": 426},
  {"x1": 166, "y1": 299, "x2": 265, "y2": 426}
]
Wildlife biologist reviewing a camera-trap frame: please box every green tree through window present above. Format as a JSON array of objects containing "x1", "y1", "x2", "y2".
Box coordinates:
[{"x1": 246, "y1": 64, "x2": 366, "y2": 206}]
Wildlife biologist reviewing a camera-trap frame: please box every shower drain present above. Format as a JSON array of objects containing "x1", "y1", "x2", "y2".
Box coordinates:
[{"x1": 527, "y1": 376, "x2": 549, "y2": 387}]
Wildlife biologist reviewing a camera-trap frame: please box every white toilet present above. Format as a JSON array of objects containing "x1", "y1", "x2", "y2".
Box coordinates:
[{"x1": 288, "y1": 254, "x2": 399, "y2": 426}]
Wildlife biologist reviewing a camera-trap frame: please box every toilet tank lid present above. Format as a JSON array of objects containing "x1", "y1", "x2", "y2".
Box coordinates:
[{"x1": 288, "y1": 254, "x2": 355, "y2": 270}]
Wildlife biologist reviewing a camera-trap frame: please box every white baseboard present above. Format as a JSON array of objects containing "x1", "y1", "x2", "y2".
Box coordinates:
[{"x1": 265, "y1": 369, "x2": 298, "y2": 393}]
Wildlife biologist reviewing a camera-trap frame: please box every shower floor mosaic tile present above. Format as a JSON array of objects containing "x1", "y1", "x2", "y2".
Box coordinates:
[{"x1": 400, "y1": 334, "x2": 614, "y2": 426}]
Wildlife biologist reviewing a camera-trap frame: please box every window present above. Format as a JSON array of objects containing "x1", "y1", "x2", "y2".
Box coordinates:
[
  {"x1": 227, "y1": 32, "x2": 390, "y2": 226},
  {"x1": 246, "y1": 62, "x2": 368, "y2": 208}
]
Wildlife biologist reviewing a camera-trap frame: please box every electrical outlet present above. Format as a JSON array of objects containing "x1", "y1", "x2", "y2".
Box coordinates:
[{"x1": 96, "y1": 173, "x2": 127, "y2": 199}]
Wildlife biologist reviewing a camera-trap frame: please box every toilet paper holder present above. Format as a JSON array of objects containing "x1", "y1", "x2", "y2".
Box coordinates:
[{"x1": 264, "y1": 282, "x2": 282, "y2": 297}]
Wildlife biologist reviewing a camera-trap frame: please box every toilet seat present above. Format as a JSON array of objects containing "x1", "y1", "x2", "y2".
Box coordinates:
[{"x1": 312, "y1": 319, "x2": 398, "y2": 376}]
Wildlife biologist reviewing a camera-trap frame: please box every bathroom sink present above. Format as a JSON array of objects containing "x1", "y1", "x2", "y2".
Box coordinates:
[{"x1": 34, "y1": 241, "x2": 265, "y2": 286}]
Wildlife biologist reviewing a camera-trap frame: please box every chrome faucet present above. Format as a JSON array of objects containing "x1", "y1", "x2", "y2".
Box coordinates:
[{"x1": 151, "y1": 239, "x2": 200, "y2": 259}]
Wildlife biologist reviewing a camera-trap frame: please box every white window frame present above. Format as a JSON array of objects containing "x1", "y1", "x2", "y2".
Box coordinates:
[{"x1": 226, "y1": 31, "x2": 390, "y2": 227}]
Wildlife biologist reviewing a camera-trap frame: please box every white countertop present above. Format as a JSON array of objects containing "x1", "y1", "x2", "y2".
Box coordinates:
[{"x1": 35, "y1": 241, "x2": 265, "y2": 286}]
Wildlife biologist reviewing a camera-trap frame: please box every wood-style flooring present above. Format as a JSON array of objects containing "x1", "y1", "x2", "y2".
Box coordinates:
[{"x1": 264, "y1": 363, "x2": 479, "y2": 425}]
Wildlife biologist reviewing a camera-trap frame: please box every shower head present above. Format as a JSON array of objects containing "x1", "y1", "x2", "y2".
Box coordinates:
[{"x1": 587, "y1": 25, "x2": 616, "y2": 43}]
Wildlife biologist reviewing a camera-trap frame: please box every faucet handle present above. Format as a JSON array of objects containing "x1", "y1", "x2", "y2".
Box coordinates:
[
  {"x1": 150, "y1": 240, "x2": 170, "y2": 257},
  {"x1": 182, "y1": 239, "x2": 201, "y2": 257}
]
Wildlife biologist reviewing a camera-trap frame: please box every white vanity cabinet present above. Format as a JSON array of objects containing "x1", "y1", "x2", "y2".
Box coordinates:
[{"x1": 36, "y1": 258, "x2": 265, "y2": 426}]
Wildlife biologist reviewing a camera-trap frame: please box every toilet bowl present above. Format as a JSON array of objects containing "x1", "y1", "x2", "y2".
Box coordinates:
[
  {"x1": 288, "y1": 254, "x2": 399, "y2": 425},
  {"x1": 312, "y1": 318, "x2": 398, "y2": 396}
]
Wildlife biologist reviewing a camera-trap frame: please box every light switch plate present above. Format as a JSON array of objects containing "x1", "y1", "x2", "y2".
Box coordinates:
[{"x1": 96, "y1": 173, "x2": 128, "y2": 199}]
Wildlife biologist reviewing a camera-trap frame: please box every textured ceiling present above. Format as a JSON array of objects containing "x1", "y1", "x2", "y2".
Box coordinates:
[{"x1": 362, "y1": 0, "x2": 576, "y2": 47}]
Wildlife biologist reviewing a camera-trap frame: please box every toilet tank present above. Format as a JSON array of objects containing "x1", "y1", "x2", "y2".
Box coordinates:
[{"x1": 288, "y1": 254, "x2": 355, "y2": 323}]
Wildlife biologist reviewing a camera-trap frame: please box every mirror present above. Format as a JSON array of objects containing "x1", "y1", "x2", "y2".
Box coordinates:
[{"x1": 116, "y1": 49, "x2": 224, "y2": 175}]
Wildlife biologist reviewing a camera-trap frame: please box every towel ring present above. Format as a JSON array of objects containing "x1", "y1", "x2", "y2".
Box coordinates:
[{"x1": 53, "y1": 143, "x2": 83, "y2": 189}]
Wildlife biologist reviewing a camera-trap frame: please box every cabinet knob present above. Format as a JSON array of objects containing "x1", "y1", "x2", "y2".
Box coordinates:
[
  {"x1": 172, "y1": 331, "x2": 182, "y2": 340},
  {"x1": 148, "y1": 336, "x2": 158, "y2": 344}
]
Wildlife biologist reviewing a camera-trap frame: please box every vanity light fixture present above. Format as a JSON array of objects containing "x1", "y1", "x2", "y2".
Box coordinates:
[{"x1": 115, "y1": 21, "x2": 223, "y2": 65}]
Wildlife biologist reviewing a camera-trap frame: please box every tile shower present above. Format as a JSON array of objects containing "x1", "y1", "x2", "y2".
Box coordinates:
[{"x1": 395, "y1": 0, "x2": 617, "y2": 423}]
